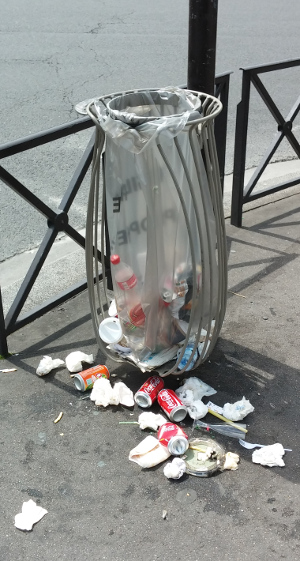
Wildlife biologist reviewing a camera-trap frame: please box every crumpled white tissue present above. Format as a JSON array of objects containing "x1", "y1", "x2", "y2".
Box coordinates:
[
  {"x1": 223, "y1": 452, "x2": 240, "y2": 470},
  {"x1": 186, "y1": 400, "x2": 208, "y2": 420},
  {"x1": 252, "y1": 443, "x2": 285, "y2": 467},
  {"x1": 91, "y1": 378, "x2": 113, "y2": 406},
  {"x1": 175, "y1": 377, "x2": 216, "y2": 420},
  {"x1": 223, "y1": 396, "x2": 254, "y2": 421},
  {"x1": 176, "y1": 377, "x2": 217, "y2": 403},
  {"x1": 138, "y1": 412, "x2": 167, "y2": 431},
  {"x1": 15, "y1": 499, "x2": 48, "y2": 531},
  {"x1": 65, "y1": 351, "x2": 94, "y2": 373},
  {"x1": 163, "y1": 457, "x2": 187, "y2": 479},
  {"x1": 129, "y1": 435, "x2": 171, "y2": 468},
  {"x1": 90, "y1": 378, "x2": 134, "y2": 407},
  {"x1": 112, "y1": 381, "x2": 134, "y2": 407},
  {"x1": 36, "y1": 355, "x2": 65, "y2": 376}
]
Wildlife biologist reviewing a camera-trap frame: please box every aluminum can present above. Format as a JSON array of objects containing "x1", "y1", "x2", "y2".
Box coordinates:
[
  {"x1": 157, "y1": 422, "x2": 189, "y2": 455},
  {"x1": 134, "y1": 375, "x2": 164, "y2": 408},
  {"x1": 74, "y1": 364, "x2": 109, "y2": 392},
  {"x1": 157, "y1": 389, "x2": 187, "y2": 422}
]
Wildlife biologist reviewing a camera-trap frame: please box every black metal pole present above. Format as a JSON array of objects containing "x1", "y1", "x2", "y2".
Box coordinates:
[
  {"x1": 0, "y1": 287, "x2": 8, "y2": 357},
  {"x1": 187, "y1": 0, "x2": 218, "y2": 94}
]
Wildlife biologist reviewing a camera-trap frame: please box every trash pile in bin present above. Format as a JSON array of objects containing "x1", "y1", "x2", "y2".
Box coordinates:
[
  {"x1": 84, "y1": 87, "x2": 227, "y2": 377},
  {"x1": 36, "y1": 352, "x2": 291, "y2": 479},
  {"x1": 99, "y1": 255, "x2": 215, "y2": 374}
]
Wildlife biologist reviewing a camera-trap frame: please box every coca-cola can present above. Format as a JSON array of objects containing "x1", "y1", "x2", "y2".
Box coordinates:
[
  {"x1": 134, "y1": 375, "x2": 165, "y2": 408},
  {"x1": 157, "y1": 423, "x2": 189, "y2": 455},
  {"x1": 157, "y1": 389, "x2": 187, "y2": 422}
]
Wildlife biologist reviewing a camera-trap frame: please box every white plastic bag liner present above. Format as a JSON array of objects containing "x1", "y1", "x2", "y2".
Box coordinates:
[{"x1": 85, "y1": 88, "x2": 227, "y2": 375}]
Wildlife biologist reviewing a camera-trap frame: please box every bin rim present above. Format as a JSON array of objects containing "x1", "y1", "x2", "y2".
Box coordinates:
[{"x1": 86, "y1": 87, "x2": 222, "y2": 129}]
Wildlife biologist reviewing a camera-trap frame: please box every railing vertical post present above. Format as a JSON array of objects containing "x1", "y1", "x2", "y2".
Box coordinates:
[
  {"x1": 0, "y1": 287, "x2": 8, "y2": 357},
  {"x1": 187, "y1": 0, "x2": 218, "y2": 95},
  {"x1": 214, "y1": 74, "x2": 230, "y2": 192},
  {"x1": 231, "y1": 70, "x2": 251, "y2": 227}
]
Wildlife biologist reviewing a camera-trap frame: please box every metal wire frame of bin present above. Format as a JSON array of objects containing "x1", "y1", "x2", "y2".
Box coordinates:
[
  {"x1": 0, "y1": 74, "x2": 230, "y2": 358},
  {"x1": 85, "y1": 89, "x2": 227, "y2": 376},
  {"x1": 231, "y1": 58, "x2": 300, "y2": 227}
]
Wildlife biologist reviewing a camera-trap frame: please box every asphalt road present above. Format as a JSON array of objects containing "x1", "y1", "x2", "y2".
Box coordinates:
[{"x1": 0, "y1": 0, "x2": 300, "y2": 262}]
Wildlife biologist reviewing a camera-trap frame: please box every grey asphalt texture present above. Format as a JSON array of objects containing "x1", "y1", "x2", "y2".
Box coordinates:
[
  {"x1": 1, "y1": 193, "x2": 299, "y2": 561},
  {"x1": 1, "y1": 0, "x2": 300, "y2": 262}
]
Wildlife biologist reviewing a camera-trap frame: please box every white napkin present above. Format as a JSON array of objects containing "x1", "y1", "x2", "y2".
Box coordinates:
[
  {"x1": 138, "y1": 412, "x2": 167, "y2": 430},
  {"x1": 223, "y1": 397, "x2": 254, "y2": 421},
  {"x1": 15, "y1": 499, "x2": 48, "y2": 531},
  {"x1": 65, "y1": 351, "x2": 94, "y2": 373},
  {"x1": 90, "y1": 378, "x2": 134, "y2": 407},
  {"x1": 163, "y1": 458, "x2": 186, "y2": 479},
  {"x1": 252, "y1": 443, "x2": 285, "y2": 467},
  {"x1": 36, "y1": 356, "x2": 65, "y2": 376},
  {"x1": 129, "y1": 435, "x2": 171, "y2": 468}
]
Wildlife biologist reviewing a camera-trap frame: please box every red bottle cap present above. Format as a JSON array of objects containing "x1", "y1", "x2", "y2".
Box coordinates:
[{"x1": 110, "y1": 255, "x2": 120, "y2": 265}]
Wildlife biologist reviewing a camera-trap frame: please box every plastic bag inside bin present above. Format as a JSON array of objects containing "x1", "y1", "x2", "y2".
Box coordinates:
[{"x1": 89, "y1": 88, "x2": 223, "y2": 374}]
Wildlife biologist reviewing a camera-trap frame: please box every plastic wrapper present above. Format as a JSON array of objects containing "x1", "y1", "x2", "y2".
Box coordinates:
[
  {"x1": 175, "y1": 376, "x2": 216, "y2": 419},
  {"x1": 36, "y1": 356, "x2": 65, "y2": 376},
  {"x1": 223, "y1": 397, "x2": 254, "y2": 421},
  {"x1": 65, "y1": 351, "x2": 94, "y2": 373},
  {"x1": 193, "y1": 419, "x2": 247, "y2": 440}
]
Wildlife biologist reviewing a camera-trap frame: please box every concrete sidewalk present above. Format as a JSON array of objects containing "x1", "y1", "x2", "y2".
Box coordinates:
[{"x1": 1, "y1": 192, "x2": 300, "y2": 561}]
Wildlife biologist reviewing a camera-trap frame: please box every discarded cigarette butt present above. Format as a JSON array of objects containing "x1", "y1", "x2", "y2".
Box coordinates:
[
  {"x1": 228, "y1": 290, "x2": 246, "y2": 299},
  {"x1": 0, "y1": 368, "x2": 17, "y2": 373},
  {"x1": 189, "y1": 445, "x2": 207, "y2": 453},
  {"x1": 119, "y1": 421, "x2": 139, "y2": 425},
  {"x1": 162, "y1": 510, "x2": 167, "y2": 519},
  {"x1": 54, "y1": 412, "x2": 63, "y2": 424}
]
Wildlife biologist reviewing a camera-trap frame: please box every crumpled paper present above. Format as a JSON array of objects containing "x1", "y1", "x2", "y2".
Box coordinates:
[
  {"x1": 223, "y1": 396, "x2": 254, "y2": 421},
  {"x1": 65, "y1": 351, "x2": 94, "y2": 373},
  {"x1": 186, "y1": 399, "x2": 208, "y2": 420},
  {"x1": 90, "y1": 378, "x2": 134, "y2": 407},
  {"x1": 163, "y1": 457, "x2": 187, "y2": 479},
  {"x1": 175, "y1": 377, "x2": 216, "y2": 420},
  {"x1": 15, "y1": 499, "x2": 48, "y2": 531},
  {"x1": 252, "y1": 443, "x2": 285, "y2": 467},
  {"x1": 138, "y1": 412, "x2": 167, "y2": 431},
  {"x1": 36, "y1": 355, "x2": 65, "y2": 376},
  {"x1": 223, "y1": 452, "x2": 240, "y2": 470},
  {"x1": 129, "y1": 435, "x2": 171, "y2": 468}
]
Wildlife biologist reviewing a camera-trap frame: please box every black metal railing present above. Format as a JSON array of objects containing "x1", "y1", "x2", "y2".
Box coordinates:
[
  {"x1": 231, "y1": 58, "x2": 300, "y2": 227},
  {"x1": 0, "y1": 74, "x2": 230, "y2": 357}
]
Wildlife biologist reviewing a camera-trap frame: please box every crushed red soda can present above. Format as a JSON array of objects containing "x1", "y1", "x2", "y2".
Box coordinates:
[
  {"x1": 134, "y1": 375, "x2": 164, "y2": 408},
  {"x1": 157, "y1": 422, "x2": 189, "y2": 455},
  {"x1": 157, "y1": 389, "x2": 187, "y2": 422},
  {"x1": 74, "y1": 365, "x2": 109, "y2": 391}
]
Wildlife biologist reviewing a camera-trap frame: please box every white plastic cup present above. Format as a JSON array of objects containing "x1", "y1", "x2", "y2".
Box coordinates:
[{"x1": 99, "y1": 317, "x2": 123, "y2": 344}]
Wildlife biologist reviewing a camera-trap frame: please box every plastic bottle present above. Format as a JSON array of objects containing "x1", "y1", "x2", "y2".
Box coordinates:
[{"x1": 110, "y1": 255, "x2": 145, "y2": 350}]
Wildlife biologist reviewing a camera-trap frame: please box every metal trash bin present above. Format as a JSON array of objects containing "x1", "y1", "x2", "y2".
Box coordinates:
[{"x1": 84, "y1": 87, "x2": 227, "y2": 376}]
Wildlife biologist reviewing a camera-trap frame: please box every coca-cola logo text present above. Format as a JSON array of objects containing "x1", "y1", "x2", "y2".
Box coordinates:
[
  {"x1": 159, "y1": 390, "x2": 180, "y2": 408},
  {"x1": 145, "y1": 377, "x2": 161, "y2": 394}
]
